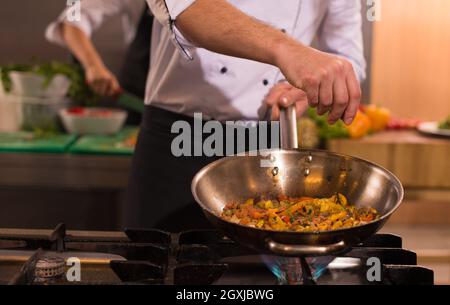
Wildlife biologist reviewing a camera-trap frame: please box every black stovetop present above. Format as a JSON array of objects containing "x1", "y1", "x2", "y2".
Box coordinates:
[{"x1": 0, "y1": 223, "x2": 434, "y2": 285}]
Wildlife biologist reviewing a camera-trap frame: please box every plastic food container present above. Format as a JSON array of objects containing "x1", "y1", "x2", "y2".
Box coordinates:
[
  {"x1": 0, "y1": 95, "x2": 22, "y2": 132},
  {"x1": 8, "y1": 71, "x2": 70, "y2": 98},
  {"x1": 0, "y1": 95, "x2": 69, "y2": 132},
  {"x1": 59, "y1": 107, "x2": 127, "y2": 135}
]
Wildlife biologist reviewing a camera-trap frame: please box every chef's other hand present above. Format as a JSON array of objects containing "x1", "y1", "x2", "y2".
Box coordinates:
[
  {"x1": 85, "y1": 64, "x2": 121, "y2": 97},
  {"x1": 264, "y1": 82, "x2": 309, "y2": 121},
  {"x1": 275, "y1": 43, "x2": 361, "y2": 125}
]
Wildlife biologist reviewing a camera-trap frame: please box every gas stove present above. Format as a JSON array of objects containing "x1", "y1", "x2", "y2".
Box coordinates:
[{"x1": 0, "y1": 223, "x2": 433, "y2": 285}]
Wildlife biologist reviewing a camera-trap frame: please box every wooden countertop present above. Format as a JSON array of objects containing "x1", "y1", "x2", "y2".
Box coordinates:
[
  {"x1": 329, "y1": 130, "x2": 449, "y2": 144},
  {"x1": 328, "y1": 130, "x2": 450, "y2": 188}
]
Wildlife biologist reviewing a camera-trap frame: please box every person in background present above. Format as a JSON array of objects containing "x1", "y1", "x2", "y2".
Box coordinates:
[
  {"x1": 124, "y1": 0, "x2": 366, "y2": 231},
  {"x1": 46, "y1": 0, "x2": 152, "y2": 124}
]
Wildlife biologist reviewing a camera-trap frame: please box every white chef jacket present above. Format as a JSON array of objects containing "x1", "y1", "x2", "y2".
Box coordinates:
[
  {"x1": 47, "y1": 0, "x2": 366, "y2": 121},
  {"x1": 147, "y1": 0, "x2": 366, "y2": 121},
  {"x1": 46, "y1": 0, "x2": 146, "y2": 48}
]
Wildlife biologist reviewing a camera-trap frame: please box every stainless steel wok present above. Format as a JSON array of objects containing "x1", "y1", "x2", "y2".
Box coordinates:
[{"x1": 191, "y1": 107, "x2": 404, "y2": 257}]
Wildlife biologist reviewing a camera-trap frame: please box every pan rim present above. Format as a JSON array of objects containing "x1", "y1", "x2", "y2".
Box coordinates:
[{"x1": 191, "y1": 148, "x2": 404, "y2": 235}]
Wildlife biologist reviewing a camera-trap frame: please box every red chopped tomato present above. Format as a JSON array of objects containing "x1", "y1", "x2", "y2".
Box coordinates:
[
  {"x1": 387, "y1": 118, "x2": 422, "y2": 130},
  {"x1": 281, "y1": 215, "x2": 291, "y2": 224},
  {"x1": 67, "y1": 107, "x2": 85, "y2": 115}
]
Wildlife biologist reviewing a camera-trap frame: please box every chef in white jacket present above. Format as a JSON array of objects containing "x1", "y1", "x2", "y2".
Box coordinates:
[
  {"x1": 54, "y1": 0, "x2": 367, "y2": 230},
  {"x1": 46, "y1": 0, "x2": 150, "y2": 123}
]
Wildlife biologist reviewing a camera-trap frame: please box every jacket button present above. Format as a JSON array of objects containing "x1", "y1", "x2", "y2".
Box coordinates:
[
  {"x1": 220, "y1": 67, "x2": 228, "y2": 74},
  {"x1": 263, "y1": 79, "x2": 269, "y2": 86}
]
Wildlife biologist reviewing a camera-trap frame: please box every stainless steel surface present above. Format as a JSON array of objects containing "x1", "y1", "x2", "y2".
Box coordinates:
[
  {"x1": 0, "y1": 228, "x2": 126, "y2": 239},
  {"x1": 192, "y1": 150, "x2": 403, "y2": 255},
  {"x1": 35, "y1": 256, "x2": 65, "y2": 282},
  {"x1": 192, "y1": 107, "x2": 404, "y2": 256},
  {"x1": 0, "y1": 249, "x2": 126, "y2": 264},
  {"x1": 266, "y1": 238, "x2": 346, "y2": 256},
  {"x1": 192, "y1": 149, "x2": 403, "y2": 256},
  {"x1": 280, "y1": 105, "x2": 298, "y2": 149}
]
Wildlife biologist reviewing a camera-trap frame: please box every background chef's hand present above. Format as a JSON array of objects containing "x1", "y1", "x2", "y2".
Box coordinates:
[
  {"x1": 274, "y1": 42, "x2": 361, "y2": 125},
  {"x1": 264, "y1": 82, "x2": 309, "y2": 120},
  {"x1": 85, "y1": 64, "x2": 121, "y2": 97}
]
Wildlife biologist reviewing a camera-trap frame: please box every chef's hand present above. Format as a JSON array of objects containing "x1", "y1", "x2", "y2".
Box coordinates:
[
  {"x1": 275, "y1": 43, "x2": 361, "y2": 125},
  {"x1": 264, "y1": 82, "x2": 309, "y2": 121},
  {"x1": 85, "y1": 64, "x2": 121, "y2": 97}
]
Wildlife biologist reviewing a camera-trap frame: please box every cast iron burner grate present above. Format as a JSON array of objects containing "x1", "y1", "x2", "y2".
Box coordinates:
[{"x1": 0, "y1": 223, "x2": 434, "y2": 285}]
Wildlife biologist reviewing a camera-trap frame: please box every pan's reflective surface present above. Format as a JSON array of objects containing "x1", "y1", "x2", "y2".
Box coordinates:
[{"x1": 192, "y1": 149, "x2": 404, "y2": 256}]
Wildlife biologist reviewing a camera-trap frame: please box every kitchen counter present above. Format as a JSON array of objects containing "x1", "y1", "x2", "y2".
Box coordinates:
[
  {"x1": 328, "y1": 130, "x2": 450, "y2": 188},
  {"x1": 1, "y1": 130, "x2": 448, "y2": 190},
  {"x1": 0, "y1": 153, "x2": 131, "y2": 189},
  {"x1": 0, "y1": 130, "x2": 448, "y2": 230},
  {"x1": 329, "y1": 130, "x2": 450, "y2": 227},
  {"x1": 0, "y1": 152, "x2": 133, "y2": 230}
]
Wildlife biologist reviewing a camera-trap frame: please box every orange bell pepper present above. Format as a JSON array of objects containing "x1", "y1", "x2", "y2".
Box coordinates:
[
  {"x1": 365, "y1": 105, "x2": 391, "y2": 132},
  {"x1": 346, "y1": 111, "x2": 371, "y2": 139}
]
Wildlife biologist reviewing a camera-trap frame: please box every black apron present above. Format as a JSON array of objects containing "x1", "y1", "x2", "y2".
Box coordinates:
[
  {"x1": 126, "y1": 106, "x2": 278, "y2": 231},
  {"x1": 118, "y1": 8, "x2": 153, "y2": 125}
]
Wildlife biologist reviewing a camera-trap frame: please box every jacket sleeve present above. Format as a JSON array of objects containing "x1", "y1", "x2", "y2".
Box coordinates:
[
  {"x1": 45, "y1": 0, "x2": 143, "y2": 47},
  {"x1": 316, "y1": 0, "x2": 367, "y2": 82},
  {"x1": 146, "y1": 0, "x2": 197, "y2": 59}
]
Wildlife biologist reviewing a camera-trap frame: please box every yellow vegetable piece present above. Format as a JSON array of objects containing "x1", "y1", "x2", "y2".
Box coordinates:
[
  {"x1": 243, "y1": 199, "x2": 254, "y2": 206},
  {"x1": 264, "y1": 200, "x2": 273, "y2": 209},
  {"x1": 365, "y1": 105, "x2": 391, "y2": 132},
  {"x1": 346, "y1": 111, "x2": 371, "y2": 139}
]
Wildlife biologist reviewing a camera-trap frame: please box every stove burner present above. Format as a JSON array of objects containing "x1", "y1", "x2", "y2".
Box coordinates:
[
  {"x1": 279, "y1": 259, "x2": 303, "y2": 285},
  {"x1": 0, "y1": 224, "x2": 434, "y2": 285},
  {"x1": 34, "y1": 256, "x2": 65, "y2": 283},
  {"x1": 263, "y1": 256, "x2": 334, "y2": 285}
]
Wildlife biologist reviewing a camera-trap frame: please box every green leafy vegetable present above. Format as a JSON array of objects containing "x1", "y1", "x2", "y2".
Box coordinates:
[
  {"x1": 306, "y1": 107, "x2": 349, "y2": 140},
  {"x1": 0, "y1": 61, "x2": 100, "y2": 105}
]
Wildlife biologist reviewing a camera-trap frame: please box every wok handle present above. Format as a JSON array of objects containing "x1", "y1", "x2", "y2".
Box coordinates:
[
  {"x1": 266, "y1": 238, "x2": 347, "y2": 256},
  {"x1": 279, "y1": 105, "x2": 298, "y2": 149}
]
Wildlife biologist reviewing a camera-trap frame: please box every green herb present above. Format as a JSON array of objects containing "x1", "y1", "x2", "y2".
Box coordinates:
[
  {"x1": 439, "y1": 115, "x2": 450, "y2": 130},
  {"x1": 286, "y1": 210, "x2": 295, "y2": 221},
  {"x1": 31, "y1": 128, "x2": 59, "y2": 139},
  {"x1": 1, "y1": 61, "x2": 100, "y2": 106},
  {"x1": 306, "y1": 107, "x2": 349, "y2": 140}
]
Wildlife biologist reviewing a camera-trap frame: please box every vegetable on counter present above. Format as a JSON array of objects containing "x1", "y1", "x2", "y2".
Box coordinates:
[
  {"x1": 439, "y1": 115, "x2": 450, "y2": 130},
  {"x1": 387, "y1": 118, "x2": 422, "y2": 130},
  {"x1": 297, "y1": 117, "x2": 320, "y2": 148},
  {"x1": 345, "y1": 110, "x2": 372, "y2": 139},
  {"x1": 364, "y1": 104, "x2": 391, "y2": 132},
  {"x1": 302, "y1": 103, "x2": 423, "y2": 143},
  {"x1": 65, "y1": 107, "x2": 114, "y2": 117},
  {"x1": 306, "y1": 107, "x2": 349, "y2": 140},
  {"x1": 0, "y1": 61, "x2": 99, "y2": 105}
]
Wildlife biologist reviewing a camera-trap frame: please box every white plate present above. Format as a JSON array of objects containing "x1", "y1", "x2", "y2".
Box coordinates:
[{"x1": 417, "y1": 121, "x2": 450, "y2": 138}]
